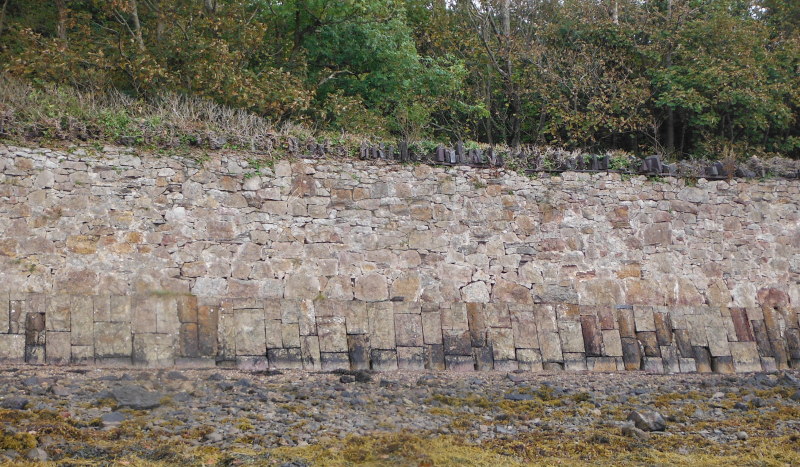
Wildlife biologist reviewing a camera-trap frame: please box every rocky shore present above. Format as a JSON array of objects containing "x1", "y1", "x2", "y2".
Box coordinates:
[{"x1": 1, "y1": 366, "x2": 799, "y2": 465}]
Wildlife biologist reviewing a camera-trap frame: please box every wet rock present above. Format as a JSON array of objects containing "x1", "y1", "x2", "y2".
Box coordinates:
[
  {"x1": 627, "y1": 410, "x2": 666, "y2": 432},
  {"x1": 26, "y1": 447, "x2": 48, "y2": 462},
  {"x1": 110, "y1": 385, "x2": 163, "y2": 410},
  {"x1": 0, "y1": 397, "x2": 28, "y2": 410}
]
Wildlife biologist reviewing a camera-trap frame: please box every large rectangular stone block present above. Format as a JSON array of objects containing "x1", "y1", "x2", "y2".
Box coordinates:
[
  {"x1": 0, "y1": 291, "x2": 8, "y2": 333},
  {"x1": 711, "y1": 356, "x2": 735, "y2": 374},
  {"x1": 266, "y1": 319, "x2": 282, "y2": 349},
  {"x1": 93, "y1": 295, "x2": 111, "y2": 322},
  {"x1": 661, "y1": 345, "x2": 680, "y2": 374},
  {"x1": 298, "y1": 300, "x2": 316, "y2": 336},
  {"x1": 268, "y1": 348, "x2": 303, "y2": 369},
  {"x1": 0, "y1": 334, "x2": 24, "y2": 362},
  {"x1": 234, "y1": 308, "x2": 266, "y2": 356},
  {"x1": 751, "y1": 320, "x2": 772, "y2": 357},
  {"x1": 177, "y1": 295, "x2": 198, "y2": 323},
  {"x1": 301, "y1": 335, "x2": 322, "y2": 370},
  {"x1": 598, "y1": 307, "x2": 616, "y2": 330},
  {"x1": 25, "y1": 345, "x2": 45, "y2": 364},
  {"x1": 489, "y1": 327, "x2": 515, "y2": 361},
  {"x1": 637, "y1": 331, "x2": 661, "y2": 357},
  {"x1": 558, "y1": 320, "x2": 584, "y2": 353},
  {"x1": 485, "y1": 303, "x2": 511, "y2": 328},
  {"x1": 237, "y1": 356, "x2": 269, "y2": 371},
  {"x1": 197, "y1": 304, "x2": 218, "y2": 356},
  {"x1": 674, "y1": 329, "x2": 694, "y2": 357},
  {"x1": 71, "y1": 345, "x2": 94, "y2": 364},
  {"x1": 95, "y1": 322, "x2": 132, "y2": 358},
  {"x1": 155, "y1": 297, "x2": 180, "y2": 335},
  {"x1": 678, "y1": 357, "x2": 697, "y2": 373},
  {"x1": 179, "y1": 323, "x2": 199, "y2": 358},
  {"x1": 693, "y1": 346, "x2": 712, "y2": 372},
  {"x1": 395, "y1": 313, "x2": 423, "y2": 347},
  {"x1": 580, "y1": 315, "x2": 603, "y2": 356},
  {"x1": 370, "y1": 349, "x2": 397, "y2": 371},
  {"x1": 345, "y1": 302, "x2": 369, "y2": 335},
  {"x1": 445, "y1": 354, "x2": 474, "y2": 372},
  {"x1": 347, "y1": 334, "x2": 370, "y2": 370},
  {"x1": 317, "y1": 316, "x2": 347, "y2": 353},
  {"x1": 110, "y1": 295, "x2": 131, "y2": 323},
  {"x1": 217, "y1": 309, "x2": 236, "y2": 361},
  {"x1": 25, "y1": 312, "x2": 45, "y2": 345},
  {"x1": 563, "y1": 353, "x2": 587, "y2": 371},
  {"x1": 441, "y1": 303, "x2": 468, "y2": 330},
  {"x1": 46, "y1": 295, "x2": 71, "y2": 332},
  {"x1": 706, "y1": 325, "x2": 731, "y2": 357},
  {"x1": 368, "y1": 303, "x2": 395, "y2": 349},
  {"x1": 442, "y1": 329, "x2": 471, "y2": 356},
  {"x1": 467, "y1": 303, "x2": 487, "y2": 347},
  {"x1": 621, "y1": 337, "x2": 642, "y2": 370},
  {"x1": 538, "y1": 331, "x2": 563, "y2": 363},
  {"x1": 587, "y1": 356, "x2": 617, "y2": 372},
  {"x1": 45, "y1": 331, "x2": 71, "y2": 364},
  {"x1": 421, "y1": 311, "x2": 442, "y2": 345},
  {"x1": 730, "y1": 308, "x2": 755, "y2": 341},
  {"x1": 729, "y1": 341, "x2": 762, "y2": 372},
  {"x1": 424, "y1": 344, "x2": 445, "y2": 370},
  {"x1": 9, "y1": 300, "x2": 24, "y2": 333},
  {"x1": 131, "y1": 296, "x2": 157, "y2": 334},
  {"x1": 534, "y1": 305, "x2": 558, "y2": 333},
  {"x1": 633, "y1": 306, "x2": 656, "y2": 332},
  {"x1": 511, "y1": 309, "x2": 538, "y2": 349},
  {"x1": 70, "y1": 296, "x2": 94, "y2": 346},
  {"x1": 601, "y1": 330, "x2": 623, "y2": 357},
  {"x1": 132, "y1": 333, "x2": 174, "y2": 367},
  {"x1": 397, "y1": 346, "x2": 425, "y2": 370},
  {"x1": 653, "y1": 311, "x2": 673, "y2": 345},
  {"x1": 473, "y1": 345, "x2": 494, "y2": 371},
  {"x1": 615, "y1": 307, "x2": 636, "y2": 338},
  {"x1": 517, "y1": 348, "x2": 543, "y2": 371},
  {"x1": 281, "y1": 323, "x2": 301, "y2": 348}
]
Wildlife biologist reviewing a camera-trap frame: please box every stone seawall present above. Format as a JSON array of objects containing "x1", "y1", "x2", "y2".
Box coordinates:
[{"x1": 0, "y1": 144, "x2": 798, "y2": 372}]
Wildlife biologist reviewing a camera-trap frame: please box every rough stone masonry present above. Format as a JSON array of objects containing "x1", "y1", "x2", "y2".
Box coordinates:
[{"x1": 0, "y1": 144, "x2": 798, "y2": 373}]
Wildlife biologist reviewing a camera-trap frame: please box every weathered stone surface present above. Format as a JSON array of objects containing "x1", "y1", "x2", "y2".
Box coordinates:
[
  {"x1": 580, "y1": 315, "x2": 603, "y2": 356},
  {"x1": 132, "y1": 333, "x2": 174, "y2": 367},
  {"x1": 443, "y1": 329, "x2": 471, "y2": 356},
  {"x1": 489, "y1": 327, "x2": 515, "y2": 361},
  {"x1": 729, "y1": 341, "x2": 762, "y2": 373},
  {"x1": 621, "y1": 337, "x2": 642, "y2": 370},
  {"x1": 445, "y1": 354, "x2": 475, "y2": 372},
  {"x1": 301, "y1": 335, "x2": 321, "y2": 370},
  {"x1": 317, "y1": 316, "x2": 348, "y2": 353},
  {"x1": 354, "y1": 274, "x2": 389, "y2": 302},
  {"x1": 111, "y1": 385, "x2": 162, "y2": 410},
  {"x1": 368, "y1": 303, "x2": 395, "y2": 349},
  {"x1": 234, "y1": 309, "x2": 266, "y2": 356},
  {"x1": 371, "y1": 349, "x2": 398, "y2": 371},
  {"x1": 95, "y1": 323, "x2": 132, "y2": 358},
  {"x1": 347, "y1": 334, "x2": 371, "y2": 370},
  {"x1": 424, "y1": 344, "x2": 445, "y2": 370},
  {"x1": 421, "y1": 311, "x2": 442, "y2": 345},
  {"x1": 627, "y1": 410, "x2": 666, "y2": 432},
  {"x1": 397, "y1": 346, "x2": 425, "y2": 370},
  {"x1": 0, "y1": 334, "x2": 25, "y2": 362},
  {"x1": 268, "y1": 348, "x2": 303, "y2": 369},
  {"x1": 394, "y1": 313, "x2": 423, "y2": 347},
  {"x1": 558, "y1": 320, "x2": 584, "y2": 353}
]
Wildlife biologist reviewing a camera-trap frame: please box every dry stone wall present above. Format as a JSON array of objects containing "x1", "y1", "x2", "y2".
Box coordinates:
[{"x1": 0, "y1": 144, "x2": 798, "y2": 373}]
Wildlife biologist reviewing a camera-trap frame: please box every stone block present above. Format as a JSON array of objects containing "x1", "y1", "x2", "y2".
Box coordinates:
[
  {"x1": 133, "y1": 333, "x2": 174, "y2": 367},
  {"x1": 197, "y1": 305, "x2": 218, "y2": 356},
  {"x1": 729, "y1": 341, "x2": 761, "y2": 373},
  {"x1": 729, "y1": 308, "x2": 754, "y2": 341},
  {"x1": 653, "y1": 311, "x2": 673, "y2": 345},
  {"x1": 706, "y1": 325, "x2": 731, "y2": 357},
  {"x1": 616, "y1": 307, "x2": 636, "y2": 338},
  {"x1": 217, "y1": 310, "x2": 236, "y2": 362},
  {"x1": 633, "y1": 306, "x2": 656, "y2": 332},
  {"x1": 25, "y1": 312, "x2": 45, "y2": 345},
  {"x1": 494, "y1": 359, "x2": 519, "y2": 372},
  {"x1": 517, "y1": 348, "x2": 543, "y2": 371},
  {"x1": 281, "y1": 323, "x2": 301, "y2": 348},
  {"x1": 621, "y1": 337, "x2": 642, "y2": 370},
  {"x1": 467, "y1": 303, "x2": 487, "y2": 347},
  {"x1": 110, "y1": 295, "x2": 132, "y2": 323},
  {"x1": 131, "y1": 296, "x2": 157, "y2": 334},
  {"x1": 354, "y1": 274, "x2": 388, "y2": 302},
  {"x1": 347, "y1": 334, "x2": 370, "y2": 370},
  {"x1": 235, "y1": 309, "x2": 266, "y2": 356},
  {"x1": 368, "y1": 303, "x2": 395, "y2": 349},
  {"x1": 8, "y1": 300, "x2": 24, "y2": 333},
  {"x1": 445, "y1": 354, "x2": 474, "y2": 372},
  {"x1": 320, "y1": 352, "x2": 350, "y2": 370},
  {"x1": 643, "y1": 357, "x2": 664, "y2": 374},
  {"x1": 423, "y1": 344, "x2": 445, "y2": 370},
  {"x1": 46, "y1": 295, "x2": 71, "y2": 332},
  {"x1": 678, "y1": 358, "x2": 697, "y2": 373},
  {"x1": 751, "y1": 320, "x2": 772, "y2": 357},
  {"x1": 179, "y1": 323, "x2": 199, "y2": 358},
  {"x1": 473, "y1": 346, "x2": 494, "y2": 371},
  {"x1": 598, "y1": 307, "x2": 616, "y2": 330},
  {"x1": 265, "y1": 319, "x2": 282, "y2": 349},
  {"x1": 421, "y1": 311, "x2": 442, "y2": 345},
  {"x1": 155, "y1": 297, "x2": 180, "y2": 335},
  {"x1": 45, "y1": 331, "x2": 71, "y2": 364},
  {"x1": 93, "y1": 295, "x2": 111, "y2": 322},
  {"x1": 441, "y1": 303, "x2": 469, "y2": 330},
  {"x1": 511, "y1": 309, "x2": 538, "y2": 349},
  {"x1": 661, "y1": 345, "x2": 680, "y2": 374},
  {"x1": 558, "y1": 320, "x2": 584, "y2": 353},
  {"x1": 25, "y1": 345, "x2": 45, "y2": 364},
  {"x1": 760, "y1": 357, "x2": 777, "y2": 372},
  {"x1": 71, "y1": 345, "x2": 94, "y2": 364},
  {"x1": 442, "y1": 329, "x2": 471, "y2": 356},
  {"x1": 686, "y1": 315, "x2": 708, "y2": 346},
  {"x1": 280, "y1": 300, "x2": 300, "y2": 324},
  {"x1": 237, "y1": 356, "x2": 269, "y2": 371},
  {"x1": 770, "y1": 340, "x2": 790, "y2": 370},
  {"x1": 534, "y1": 305, "x2": 558, "y2": 333},
  {"x1": 711, "y1": 356, "x2": 735, "y2": 374},
  {"x1": 95, "y1": 322, "x2": 132, "y2": 358},
  {"x1": 674, "y1": 329, "x2": 693, "y2": 358},
  {"x1": 177, "y1": 295, "x2": 198, "y2": 323},
  {"x1": 317, "y1": 316, "x2": 348, "y2": 353},
  {"x1": 371, "y1": 349, "x2": 398, "y2": 371},
  {"x1": 637, "y1": 331, "x2": 661, "y2": 357},
  {"x1": 587, "y1": 357, "x2": 617, "y2": 372},
  {"x1": 489, "y1": 327, "x2": 515, "y2": 361},
  {"x1": 601, "y1": 330, "x2": 623, "y2": 357},
  {"x1": 345, "y1": 302, "x2": 369, "y2": 335},
  {"x1": 786, "y1": 328, "x2": 800, "y2": 360},
  {"x1": 298, "y1": 300, "x2": 317, "y2": 336},
  {"x1": 397, "y1": 346, "x2": 425, "y2": 370},
  {"x1": 174, "y1": 357, "x2": 215, "y2": 368},
  {"x1": 485, "y1": 303, "x2": 511, "y2": 328},
  {"x1": 70, "y1": 296, "x2": 94, "y2": 346},
  {"x1": 564, "y1": 353, "x2": 587, "y2": 371},
  {"x1": 538, "y1": 331, "x2": 563, "y2": 363},
  {"x1": 301, "y1": 335, "x2": 322, "y2": 370},
  {"x1": 268, "y1": 348, "x2": 303, "y2": 369},
  {"x1": 395, "y1": 313, "x2": 423, "y2": 347},
  {"x1": 580, "y1": 315, "x2": 603, "y2": 357},
  {"x1": 693, "y1": 346, "x2": 712, "y2": 372}
]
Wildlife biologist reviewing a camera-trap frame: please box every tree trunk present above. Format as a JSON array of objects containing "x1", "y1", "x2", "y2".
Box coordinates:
[
  {"x1": 613, "y1": 0, "x2": 619, "y2": 25},
  {"x1": 204, "y1": 0, "x2": 215, "y2": 14},
  {"x1": 502, "y1": 0, "x2": 520, "y2": 147},
  {"x1": 130, "y1": 0, "x2": 145, "y2": 51},
  {"x1": 665, "y1": 0, "x2": 674, "y2": 153},
  {"x1": 55, "y1": 0, "x2": 67, "y2": 40}
]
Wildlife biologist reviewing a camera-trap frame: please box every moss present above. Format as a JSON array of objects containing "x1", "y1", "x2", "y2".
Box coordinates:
[{"x1": 0, "y1": 431, "x2": 37, "y2": 451}]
